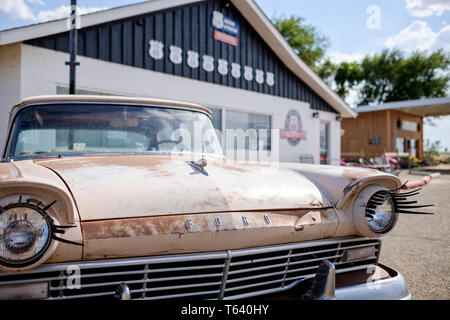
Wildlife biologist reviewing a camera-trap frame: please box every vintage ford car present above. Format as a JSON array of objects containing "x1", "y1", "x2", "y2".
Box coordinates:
[{"x1": 0, "y1": 95, "x2": 429, "y2": 300}]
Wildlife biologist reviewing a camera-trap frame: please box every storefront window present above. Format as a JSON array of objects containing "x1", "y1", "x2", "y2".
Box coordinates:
[
  {"x1": 208, "y1": 107, "x2": 223, "y2": 146},
  {"x1": 396, "y1": 137, "x2": 404, "y2": 153},
  {"x1": 225, "y1": 110, "x2": 271, "y2": 151},
  {"x1": 410, "y1": 139, "x2": 416, "y2": 156},
  {"x1": 320, "y1": 122, "x2": 329, "y2": 164},
  {"x1": 208, "y1": 107, "x2": 222, "y2": 131}
]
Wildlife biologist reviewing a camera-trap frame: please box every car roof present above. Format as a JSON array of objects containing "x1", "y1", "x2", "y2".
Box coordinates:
[{"x1": 10, "y1": 95, "x2": 212, "y2": 116}]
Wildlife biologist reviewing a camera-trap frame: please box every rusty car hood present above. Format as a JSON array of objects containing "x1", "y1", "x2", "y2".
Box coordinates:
[{"x1": 34, "y1": 154, "x2": 330, "y2": 221}]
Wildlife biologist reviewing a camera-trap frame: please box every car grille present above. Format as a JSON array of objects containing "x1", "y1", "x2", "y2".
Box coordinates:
[{"x1": 0, "y1": 237, "x2": 380, "y2": 300}]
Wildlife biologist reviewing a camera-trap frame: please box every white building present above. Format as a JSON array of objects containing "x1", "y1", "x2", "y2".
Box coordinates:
[{"x1": 0, "y1": 0, "x2": 355, "y2": 163}]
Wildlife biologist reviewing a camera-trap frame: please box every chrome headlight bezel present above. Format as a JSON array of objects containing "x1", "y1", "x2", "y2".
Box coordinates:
[
  {"x1": 0, "y1": 202, "x2": 53, "y2": 268},
  {"x1": 365, "y1": 190, "x2": 398, "y2": 234},
  {"x1": 352, "y1": 185, "x2": 399, "y2": 237}
]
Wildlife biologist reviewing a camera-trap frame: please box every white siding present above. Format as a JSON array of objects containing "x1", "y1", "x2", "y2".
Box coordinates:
[{"x1": 0, "y1": 43, "x2": 21, "y2": 154}]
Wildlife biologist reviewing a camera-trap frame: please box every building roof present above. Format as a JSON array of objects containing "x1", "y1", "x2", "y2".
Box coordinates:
[
  {"x1": 355, "y1": 97, "x2": 450, "y2": 117},
  {"x1": 0, "y1": 0, "x2": 356, "y2": 118}
]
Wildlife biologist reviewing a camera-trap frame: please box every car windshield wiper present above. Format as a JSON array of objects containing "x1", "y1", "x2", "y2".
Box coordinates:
[{"x1": 18, "y1": 151, "x2": 51, "y2": 155}]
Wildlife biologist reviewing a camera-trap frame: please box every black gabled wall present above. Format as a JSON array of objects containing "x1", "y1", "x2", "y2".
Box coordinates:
[{"x1": 25, "y1": 0, "x2": 338, "y2": 114}]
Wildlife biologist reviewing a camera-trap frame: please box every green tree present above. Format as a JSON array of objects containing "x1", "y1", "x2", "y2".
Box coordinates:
[
  {"x1": 315, "y1": 58, "x2": 337, "y2": 86},
  {"x1": 333, "y1": 49, "x2": 450, "y2": 105},
  {"x1": 424, "y1": 139, "x2": 442, "y2": 157},
  {"x1": 334, "y1": 62, "x2": 363, "y2": 98},
  {"x1": 272, "y1": 15, "x2": 329, "y2": 71}
]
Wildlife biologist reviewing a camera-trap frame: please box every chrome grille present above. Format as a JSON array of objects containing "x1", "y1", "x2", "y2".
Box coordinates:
[{"x1": 0, "y1": 237, "x2": 380, "y2": 300}]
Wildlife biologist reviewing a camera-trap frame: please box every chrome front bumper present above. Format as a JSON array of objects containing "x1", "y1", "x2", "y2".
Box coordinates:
[
  {"x1": 301, "y1": 259, "x2": 411, "y2": 300},
  {"x1": 335, "y1": 269, "x2": 411, "y2": 300}
]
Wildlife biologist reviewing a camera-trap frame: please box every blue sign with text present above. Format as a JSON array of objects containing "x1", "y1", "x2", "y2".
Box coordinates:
[{"x1": 211, "y1": 11, "x2": 240, "y2": 37}]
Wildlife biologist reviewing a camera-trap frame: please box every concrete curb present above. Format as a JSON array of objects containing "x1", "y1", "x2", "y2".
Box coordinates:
[{"x1": 410, "y1": 170, "x2": 441, "y2": 178}]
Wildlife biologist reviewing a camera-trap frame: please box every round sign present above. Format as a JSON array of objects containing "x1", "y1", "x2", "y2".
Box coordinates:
[{"x1": 281, "y1": 109, "x2": 307, "y2": 146}]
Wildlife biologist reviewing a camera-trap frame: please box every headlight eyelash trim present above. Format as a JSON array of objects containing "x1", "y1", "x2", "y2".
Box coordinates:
[
  {"x1": 2, "y1": 196, "x2": 83, "y2": 249},
  {"x1": 37, "y1": 199, "x2": 83, "y2": 247},
  {"x1": 366, "y1": 182, "x2": 434, "y2": 218}
]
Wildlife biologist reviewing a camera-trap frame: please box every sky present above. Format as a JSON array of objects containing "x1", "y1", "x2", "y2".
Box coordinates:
[{"x1": 0, "y1": 0, "x2": 449, "y2": 151}]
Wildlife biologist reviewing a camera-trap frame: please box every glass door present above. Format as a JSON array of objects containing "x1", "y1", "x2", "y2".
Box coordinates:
[{"x1": 320, "y1": 122, "x2": 330, "y2": 164}]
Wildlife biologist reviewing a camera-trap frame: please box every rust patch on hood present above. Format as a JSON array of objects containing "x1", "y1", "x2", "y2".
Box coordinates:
[
  {"x1": 35, "y1": 154, "x2": 169, "y2": 171},
  {"x1": 217, "y1": 159, "x2": 250, "y2": 173},
  {"x1": 342, "y1": 168, "x2": 379, "y2": 181},
  {"x1": 82, "y1": 215, "x2": 188, "y2": 240},
  {"x1": 343, "y1": 181, "x2": 360, "y2": 195},
  {"x1": 0, "y1": 163, "x2": 22, "y2": 180},
  {"x1": 219, "y1": 165, "x2": 249, "y2": 174}
]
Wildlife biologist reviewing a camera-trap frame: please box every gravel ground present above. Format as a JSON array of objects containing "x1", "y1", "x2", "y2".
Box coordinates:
[{"x1": 378, "y1": 171, "x2": 450, "y2": 300}]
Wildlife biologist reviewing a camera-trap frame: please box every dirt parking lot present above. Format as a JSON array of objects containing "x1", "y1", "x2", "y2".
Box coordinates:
[{"x1": 379, "y1": 172, "x2": 450, "y2": 300}]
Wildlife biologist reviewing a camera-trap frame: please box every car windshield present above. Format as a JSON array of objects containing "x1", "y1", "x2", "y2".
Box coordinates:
[{"x1": 8, "y1": 104, "x2": 223, "y2": 159}]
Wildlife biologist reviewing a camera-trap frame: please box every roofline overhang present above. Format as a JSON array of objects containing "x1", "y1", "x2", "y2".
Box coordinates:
[
  {"x1": 355, "y1": 97, "x2": 450, "y2": 117},
  {"x1": 0, "y1": 0, "x2": 202, "y2": 46},
  {"x1": 0, "y1": 0, "x2": 356, "y2": 118}
]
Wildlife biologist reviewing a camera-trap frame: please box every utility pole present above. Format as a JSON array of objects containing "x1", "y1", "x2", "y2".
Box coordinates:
[{"x1": 65, "y1": 0, "x2": 79, "y2": 94}]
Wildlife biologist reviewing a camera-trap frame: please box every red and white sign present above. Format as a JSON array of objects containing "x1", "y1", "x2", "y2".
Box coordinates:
[
  {"x1": 213, "y1": 30, "x2": 239, "y2": 47},
  {"x1": 280, "y1": 110, "x2": 307, "y2": 146},
  {"x1": 280, "y1": 130, "x2": 307, "y2": 140}
]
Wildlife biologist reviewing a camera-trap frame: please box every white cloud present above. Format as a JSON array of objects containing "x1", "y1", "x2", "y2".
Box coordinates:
[
  {"x1": 26, "y1": 0, "x2": 44, "y2": 5},
  {"x1": 0, "y1": 0, "x2": 108, "y2": 23},
  {"x1": 385, "y1": 20, "x2": 450, "y2": 52},
  {"x1": 406, "y1": 0, "x2": 450, "y2": 17},
  {"x1": 35, "y1": 5, "x2": 69, "y2": 22},
  {"x1": 385, "y1": 20, "x2": 439, "y2": 52},
  {"x1": 345, "y1": 84, "x2": 364, "y2": 108},
  {"x1": 433, "y1": 24, "x2": 450, "y2": 51},
  {"x1": 0, "y1": 0, "x2": 35, "y2": 20},
  {"x1": 35, "y1": 5, "x2": 108, "y2": 23},
  {"x1": 326, "y1": 52, "x2": 367, "y2": 64}
]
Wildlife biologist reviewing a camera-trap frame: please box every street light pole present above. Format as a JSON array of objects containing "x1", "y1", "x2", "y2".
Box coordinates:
[{"x1": 66, "y1": 0, "x2": 79, "y2": 94}]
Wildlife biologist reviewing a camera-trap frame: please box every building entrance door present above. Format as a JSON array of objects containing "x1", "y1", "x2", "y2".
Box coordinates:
[{"x1": 320, "y1": 122, "x2": 330, "y2": 164}]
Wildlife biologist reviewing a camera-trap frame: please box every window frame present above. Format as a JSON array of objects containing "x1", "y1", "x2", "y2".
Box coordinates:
[
  {"x1": 224, "y1": 109, "x2": 272, "y2": 152},
  {"x1": 4, "y1": 100, "x2": 223, "y2": 162}
]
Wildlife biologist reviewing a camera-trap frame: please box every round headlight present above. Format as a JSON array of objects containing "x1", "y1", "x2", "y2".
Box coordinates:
[
  {"x1": 365, "y1": 191, "x2": 397, "y2": 234},
  {"x1": 0, "y1": 204, "x2": 52, "y2": 267},
  {"x1": 352, "y1": 185, "x2": 399, "y2": 237}
]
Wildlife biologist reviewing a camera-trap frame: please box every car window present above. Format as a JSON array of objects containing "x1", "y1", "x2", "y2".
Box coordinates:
[{"x1": 9, "y1": 104, "x2": 223, "y2": 159}]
